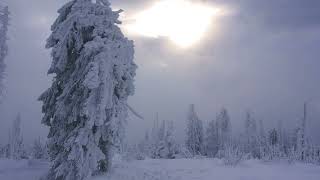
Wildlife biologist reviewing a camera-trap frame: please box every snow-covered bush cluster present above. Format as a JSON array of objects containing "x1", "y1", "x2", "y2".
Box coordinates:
[
  {"x1": 123, "y1": 117, "x2": 180, "y2": 160},
  {"x1": 221, "y1": 144, "x2": 249, "y2": 166},
  {"x1": 140, "y1": 119, "x2": 180, "y2": 159}
]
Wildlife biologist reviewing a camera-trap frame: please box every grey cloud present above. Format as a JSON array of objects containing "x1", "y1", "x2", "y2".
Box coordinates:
[{"x1": 211, "y1": 0, "x2": 320, "y2": 30}]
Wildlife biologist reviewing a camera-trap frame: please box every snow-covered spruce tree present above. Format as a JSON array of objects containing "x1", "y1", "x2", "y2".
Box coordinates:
[
  {"x1": 158, "y1": 120, "x2": 166, "y2": 142},
  {"x1": 39, "y1": 0, "x2": 136, "y2": 179},
  {"x1": 216, "y1": 108, "x2": 232, "y2": 150},
  {"x1": 185, "y1": 104, "x2": 204, "y2": 156},
  {"x1": 205, "y1": 119, "x2": 219, "y2": 157},
  {"x1": 258, "y1": 120, "x2": 268, "y2": 160},
  {"x1": 156, "y1": 120, "x2": 173, "y2": 158},
  {"x1": 9, "y1": 113, "x2": 24, "y2": 159},
  {"x1": 295, "y1": 103, "x2": 308, "y2": 161},
  {"x1": 149, "y1": 115, "x2": 160, "y2": 158},
  {"x1": 0, "y1": 5, "x2": 9, "y2": 101},
  {"x1": 135, "y1": 130, "x2": 154, "y2": 160},
  {"x1": 276, "y1": 120, "x2": 291, "y2": 156},
  {"x1": 136, "y1": 130, "x2": 151, "y2": 158},
  {"x1": 143, "y1": 130, "x2": 150, "y2": 154},
  {"x1": 267, "y1": 128, "x2": 281, "y2": 160},
  {"x1": 243, "y1": 111, "x2": 259, "y2": 158},
  {"x1": 151, "y1": 119, "x2": 168, "y2": 159},
  {"x1": 148, "y1": 114, "x2": 165, "y2": 159},
  {"x1": 151, "y1": 114, "x2": 160, "y2": 144},
  {"x1": 164, "y1": 120, "x2": 179, "y2": 159},
  {"x1": 258, "y1": 120, "x2": 266, "y2": 139}
]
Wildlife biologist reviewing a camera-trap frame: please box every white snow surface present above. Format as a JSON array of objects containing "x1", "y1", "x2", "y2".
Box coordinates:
[{"x1": 1, "y1": 158, "x2": 320, "y2": 180}]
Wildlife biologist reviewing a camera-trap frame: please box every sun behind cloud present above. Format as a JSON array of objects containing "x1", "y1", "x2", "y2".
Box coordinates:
[{"x1": 125, "y1": 0, "x2": 221, "y2": 48}]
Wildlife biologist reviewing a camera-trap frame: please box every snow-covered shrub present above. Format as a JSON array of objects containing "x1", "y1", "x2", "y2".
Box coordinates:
[
  {"x1": 132, "y1": 144, "x2": 147, "y2": 160},
  {"x1": 118, "y1": 142, "x2": 143, "y2": 161},
  {"x1": 178, "y1": 146, "x2": 193, "y2": 159},
  {"x1": 222, "y1": 144, "x2": 248, "y2": 166},
  {"x1": 32, "y1": 138, "x2": 48, "y2": 160},
  {"x1": 287, "y1": 148, "x2": 296, "y2": 164},
  {"x1": 140, "y1": 119, "x2": 180, "y2": 159}
]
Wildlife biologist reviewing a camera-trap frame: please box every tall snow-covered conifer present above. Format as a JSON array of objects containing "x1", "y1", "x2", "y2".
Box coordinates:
[
  {"x1": 0, "y1": 5, "x2": 9, "y2": 101},
  {"x1": 243, "y1": 111, "x2": 259, "y2": 157},
  {"x1": 296, "y1": 103, "x2": 308, "y2": 161},
  {"x1": 39, "y1": 0, "x2": 136, "y2": 179},
  {"x1": 205, "y1": 119, "x2": 219, "y2": 157},
  {"x1": 9, "y1": 113, "x2": 24, "y2": 159},
  {"x1": 164, "y1": 120, "x2": 179, "y2": 159},
  {"x1": 258, "y1": 119, "x2": 268, "y2": 159},
  {"x1": 186, "y1": 104, "x2": 204, "y2": 156},
  {"x1": 216, "y1": 108, "x2": 232, "y2": 148}
]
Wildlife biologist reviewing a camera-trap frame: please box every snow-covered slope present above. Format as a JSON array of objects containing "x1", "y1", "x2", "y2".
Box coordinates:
[{"x1": 1, "y1": 158, "x2": 320, "y2": 180}]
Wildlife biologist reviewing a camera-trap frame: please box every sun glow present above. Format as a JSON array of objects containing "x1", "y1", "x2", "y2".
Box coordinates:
[{"x1": 126, "y1": 0, "x2": 220, "y2": 48}]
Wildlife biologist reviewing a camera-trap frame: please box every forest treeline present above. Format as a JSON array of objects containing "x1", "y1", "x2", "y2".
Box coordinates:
[{"x1": 128, "y1": 104, "x2": 320, "y2": 165}]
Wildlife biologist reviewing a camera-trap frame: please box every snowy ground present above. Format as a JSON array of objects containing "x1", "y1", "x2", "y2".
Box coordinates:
[
  {"x1": 1, "y1": 158, "x2": 320, "y2": 180},
  {"x1": 0, "y1": 159, "x2": 49, "y2": 180}
]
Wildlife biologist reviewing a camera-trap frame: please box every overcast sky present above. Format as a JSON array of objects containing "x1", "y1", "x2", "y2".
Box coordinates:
[{"x1": 0, "y1": 0, "x2": 320, "y2": 144}]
